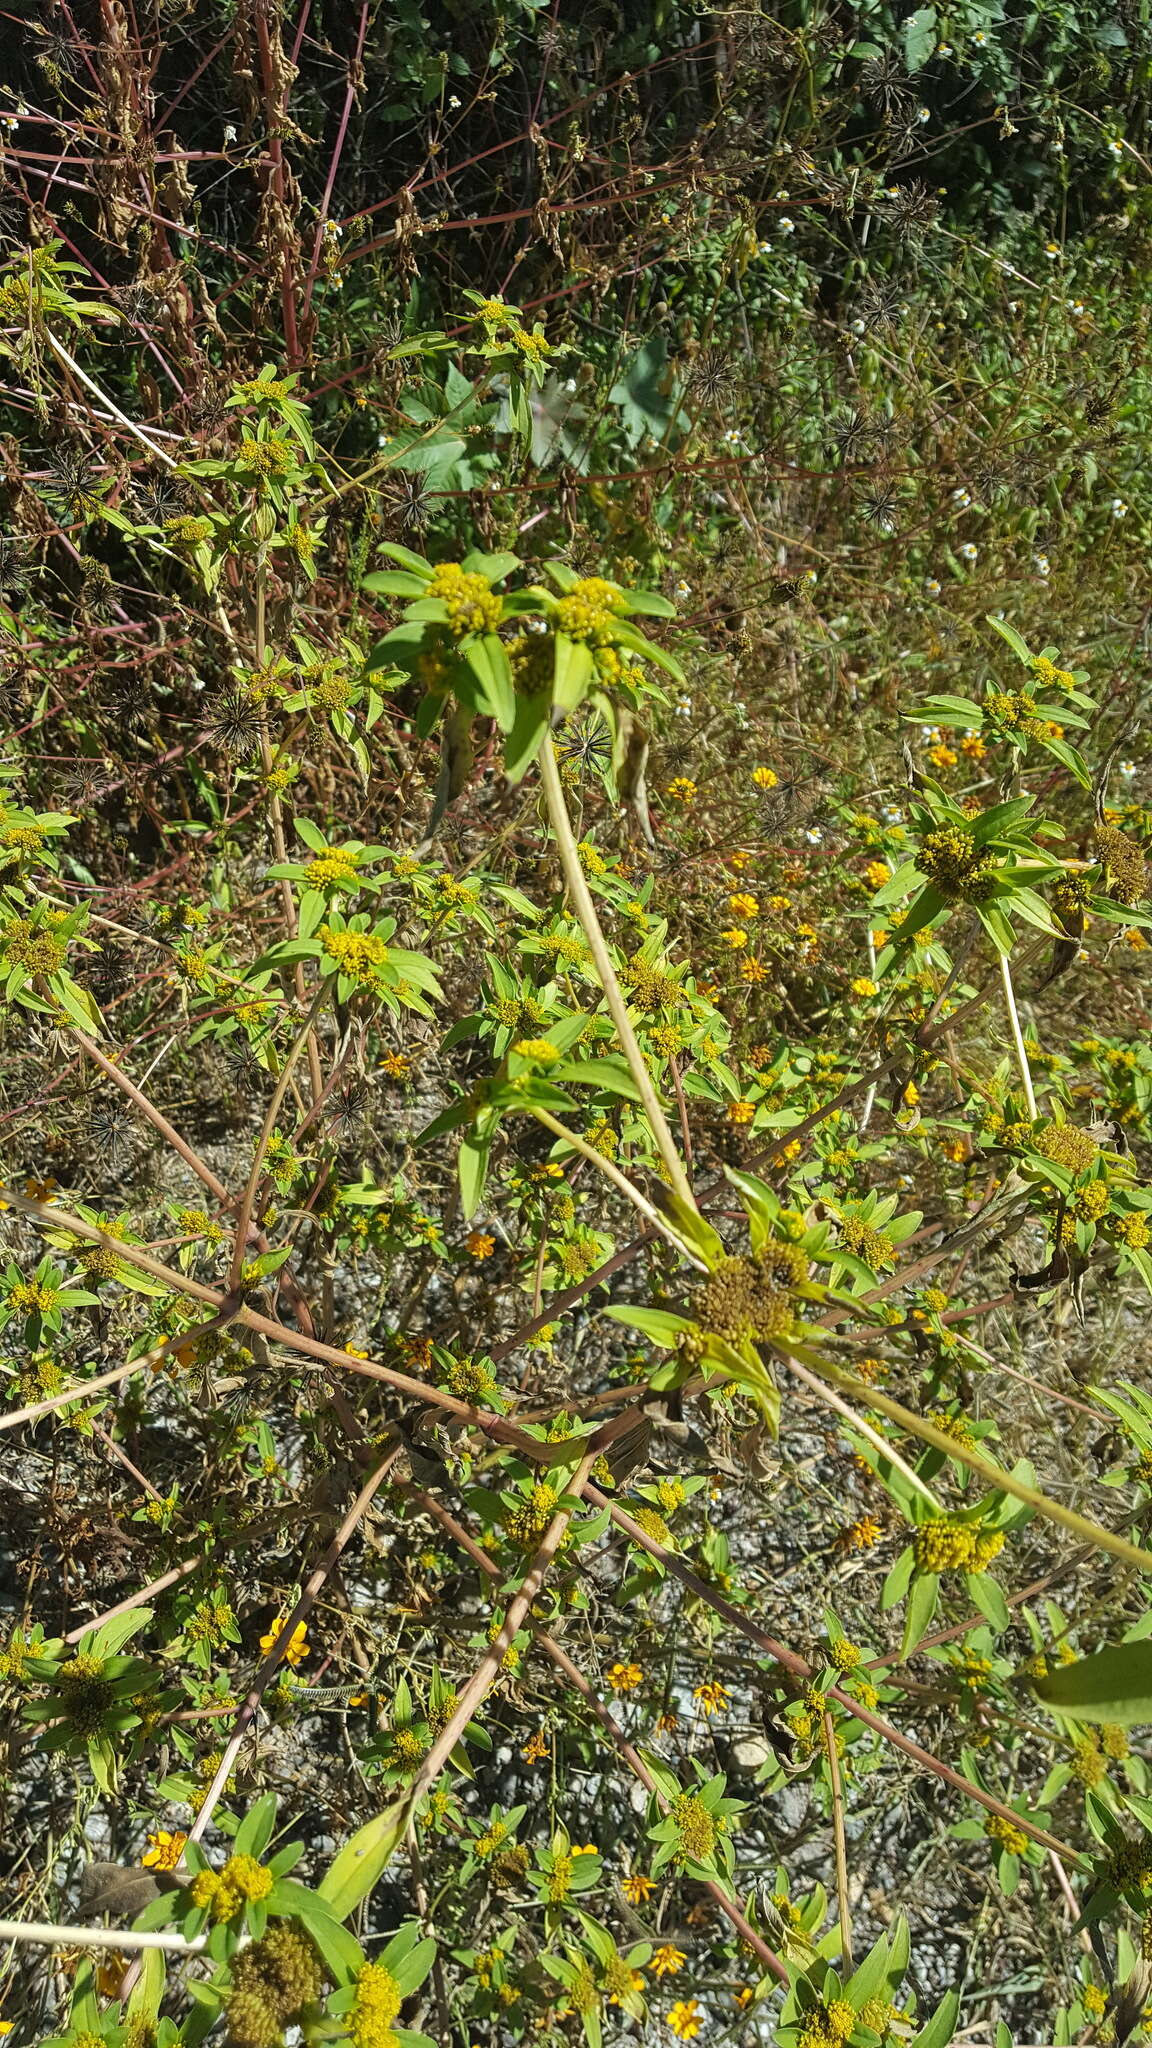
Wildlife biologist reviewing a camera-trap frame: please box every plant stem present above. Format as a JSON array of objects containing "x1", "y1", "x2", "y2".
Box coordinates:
[
  {"x1": 535, "y1": 733, "x2": 695, "y2": 1209},
  {"x1": 527, "y1": 1105, "x2": 705, "y2": 1262},
  {"x1": 228, "y1": 978, "x2": 331, "y2": 1292},
  {"x1": 824, "y1": 1708, "x2": 854, "y2": 1969},
  {"x1": 999, "y1": 949, "x2": 1037, "y2": 1120},
  {"x1": 786, "y1": 1340, "x2": 1152, "y2": 1572},
  {"x1": 0, "y1": 1918, "x2": 206, "y2": 1955},
  {"x1": 781, "y1": 1352, "x2": 943, "y2": 1510},
  {"x1": 590, "y1": 1488, "x2": 1086, "y2": 1866}
]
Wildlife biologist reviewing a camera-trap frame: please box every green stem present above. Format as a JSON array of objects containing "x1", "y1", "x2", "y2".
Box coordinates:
[
  {"x1": 228, "y1": 978, "x2": 333, "y2": 1293},
  {"x1": 535, "y1": 733, "x2": 695, "y2": 1210},
  {"x1": 527, "y1": 1106, "x2": 704, "y2": 1263},
  {"x1": 1000, "y1": 949, "x2": 1038, "y2": 1120},
  {"x1": 786, "y1": 1341, "x2": 1152, "y2": 1573},
  {"x1": 781, "y1": 1352, "x2": 943, "y2": 1510}
]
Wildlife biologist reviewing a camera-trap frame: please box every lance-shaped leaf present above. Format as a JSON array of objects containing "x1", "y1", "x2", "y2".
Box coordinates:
[{"x1": 1035, "y1": 1639, "x2": 1152, "y2": 1725}]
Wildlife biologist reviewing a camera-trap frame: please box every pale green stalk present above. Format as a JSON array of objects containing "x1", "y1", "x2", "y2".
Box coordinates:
[{"x1": 535, "y1": 733, "x2": 695, "y2": 1210}]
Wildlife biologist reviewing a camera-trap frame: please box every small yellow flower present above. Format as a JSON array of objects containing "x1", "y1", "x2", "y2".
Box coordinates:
[
  {"x1": 652, "y1": 1944, "x2": 688, "y2": 1976},
  {"x1": 142, "y1": 1827, "x2": 187, "y2": 1871},
  {"x1": 838, "y1": 1513, "x2": 883, "y2": 1552},
  {"x1": 740, "y1": 956, "x2": 769, "y2": 983},
  {"x1": 767, "y1": 894, "x2": 791, "y2": 913},
  {"x1": 728, "y1": 892, "x2": 759, "y2": 918},
  {"x1": 259, "y1": 1616, "x2": 309, "y2": 1667},
  {"x1": 666, "y1": 777, "x2": 697, "y2": 803},
  {"x1": 623, "y1": 1870, "x2": 657, "y2": 1903},
  {"x1": 721, "y1": 927, "x2": 748, "y2": 949},
  {"x1": 607, "y1": 1661, "x2": 644, "y2": 1693},
  {"x1": 864, "y1": 861, "x2": 890, "y2": 888},
  {"x1": 521, "y1": 1729, "x2": 549, "y2": 1763},
  {"x1": 466, "y1": 1231, "x2": 496, "y2": 1259},
  {"x1": 693, "y1": 1680, "x2": 731, "y2": 1716},
  {"x1": 752, "y1": 765, "x2": 778, "y2": 788},
  {"x1": 512, "y1": 1037, "x2": 561, "y2": 1061},
  {"x1": 726, "y1": 1100, "x2": 755, "y2": 1125},
  {"x1": 850, "y1": 976, "x2": 878, "y2": 997},
  {"x1": 667, "y1": 1997, "x2": 703, "y2": 2039}
]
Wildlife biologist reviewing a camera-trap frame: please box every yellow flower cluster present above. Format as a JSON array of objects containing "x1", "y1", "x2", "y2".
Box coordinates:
[
  {"x1": 189, "y1": 1853, "x2": 273, "y2": 1923},
  {"x1": 306, "y1": 849, "x2": 360, "y2": 887},
  {"x1": 554, "y1": 576, "x2": 627, "y2": 643},
  {"x1": 349, "y1": 1961, "x2": 403, "y2": 2048},
  {"x1": 320, "y1": 926, "x2": 389, "y2": 983},
  {"x1": 912, "y1": 1520, "x2": 1004, "y2": 1575},
  {"x1": 426, "y1": 561, "x2": 502, "y2": 637}
]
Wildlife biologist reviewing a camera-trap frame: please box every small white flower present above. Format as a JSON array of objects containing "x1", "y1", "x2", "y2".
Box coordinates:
[
  {"x1": 917, "y1": 106, "x2": 930, "y2": 123},
  {"x1": 757, "y1": 239, "x2": 773, "y2": 255},
  {"x1": 448, "y1": 95, "x2": 461, "y2": 109},
  {"x1": 673, "y1": 580, "x2": 692, "y2": 600},
  {"x1": 959, "y1": 542, "x2": 978, "y2": 562},
  {"x1": 222, "y1": 123, "x2": 237, "y2": 145},
  {"x1": 722, "y1": 428, "x2": 743, "y2": 447},
  {"x1": 850, "y1": 318, "x2": 866, "y2": 335},
  {"x1": 526, "y1": 616, "x2": 549, "y2": 635},
  {"x1": 886, "y1": 186, "x2": 901, "y2": 198},
  {"x1": 675, "y1": 697, "x2": 693, "y2": 718},
  {"x1": 925, "y1": 727, "x2": 942, "y2": 745},
  {"x1": 937, "y1": 41, "x2": 953, "y2": 55},
  {"x1": 1112, "y1": 498, "x2": 1129, "y2": 518},
  {"x1": 1044, "y1": 241, "x2": 1061, "y2": 259},
  {"x1": 1007, "y1": 301, "x2": 1019, "y2": 313},
  {"x1": 805, "y1": 828, "x2": 824, "y2": 845},
  {"x1": 1120, "y1": 760, "x2": 1137, "y2": 780},
  {"x1": 1052, "y1": 138, "x2": 1064, "y2": 154},
  {"x1": 323, "y1": 219, "x2": 343, "y2": 238},
  {"x1": 802, "y1": 567, "x2": 818, "y2": 584},
  {"x1": 882, "y1": 806, "x2": 905, "y2": 825},
  {"x1": 1067, "y1": 299, "x2": 1085, "y2": 316},
  {"x1": 1033, "y1": 554, "x2": 1050, "y2": 577},
  {"x1": 1108, "y1": 139, "x2": 1124, "y2": 158},
  {"x1": 778, "y1": 216, "x2": 795, "y2": 235},
  {"x1": 951, "y1": 488, "x2": 971, "y2": 508},
  {"x1": 973, "y1": 29, "x2": 988, "y2": 44},
  {"x1": 924, "y1": 577, "x2": 941, "y2": 596}
]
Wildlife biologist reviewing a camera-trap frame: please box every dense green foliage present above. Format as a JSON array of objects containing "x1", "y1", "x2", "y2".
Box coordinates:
[{"x1": 3, "y1": 4, "x2": 1152, "y2": 2047}]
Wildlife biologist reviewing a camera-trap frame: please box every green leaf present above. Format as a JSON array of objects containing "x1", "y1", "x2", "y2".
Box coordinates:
[
  {"x1": 966, "y1": 1571, "x2": 1009, "y2": 1632},
  {"x1": 609, "y1": 337, "x2": 684, "y2": 448},
  {"x1": 603, "y1": 1304, "x2": 696, "y2": 1347},
  {"x1": 985, "y1": 615, "x2": 1033, "y2": 665},
  {"x1": 903, "y1": 6, "x2": 937, "y2": 70},
  {"x1": 551, "y1": 1054, "x2": 647, "y2": 1103},
  {"x1": 910, "y1": 1989, "x2": 961, "y2": 2048},
  {"x1": 374, "y1": 544, "x2": 434, "y2": 577},
  {"x1": 458, "y1": 1130, "x2": 492, "y2": 1219},
  {"x1": 901, "y1": 1571, "x2": 939, "y2": 1658},
  {"x1": 317, "y1": 1799, "x2": 410, "y2": 1919},
  {"x1": 234, "y1": 1790, "x2": 277, "y2": 1860},
  {"x1": 361, "y1": 571, "x2": 429, "y2": 596},
  {"x1": 553, "y1": 632, "x2": 594, "y2": 715},
  {"x1": 1035, "y1": 1639, "x2": 1152, "y2": 1725},
  {"x1": 504, "y1": 693, "x2": 552, "y2": 783},
  {"x1": 463, "y1": 633, "x2": 516, "y2": 730}
]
